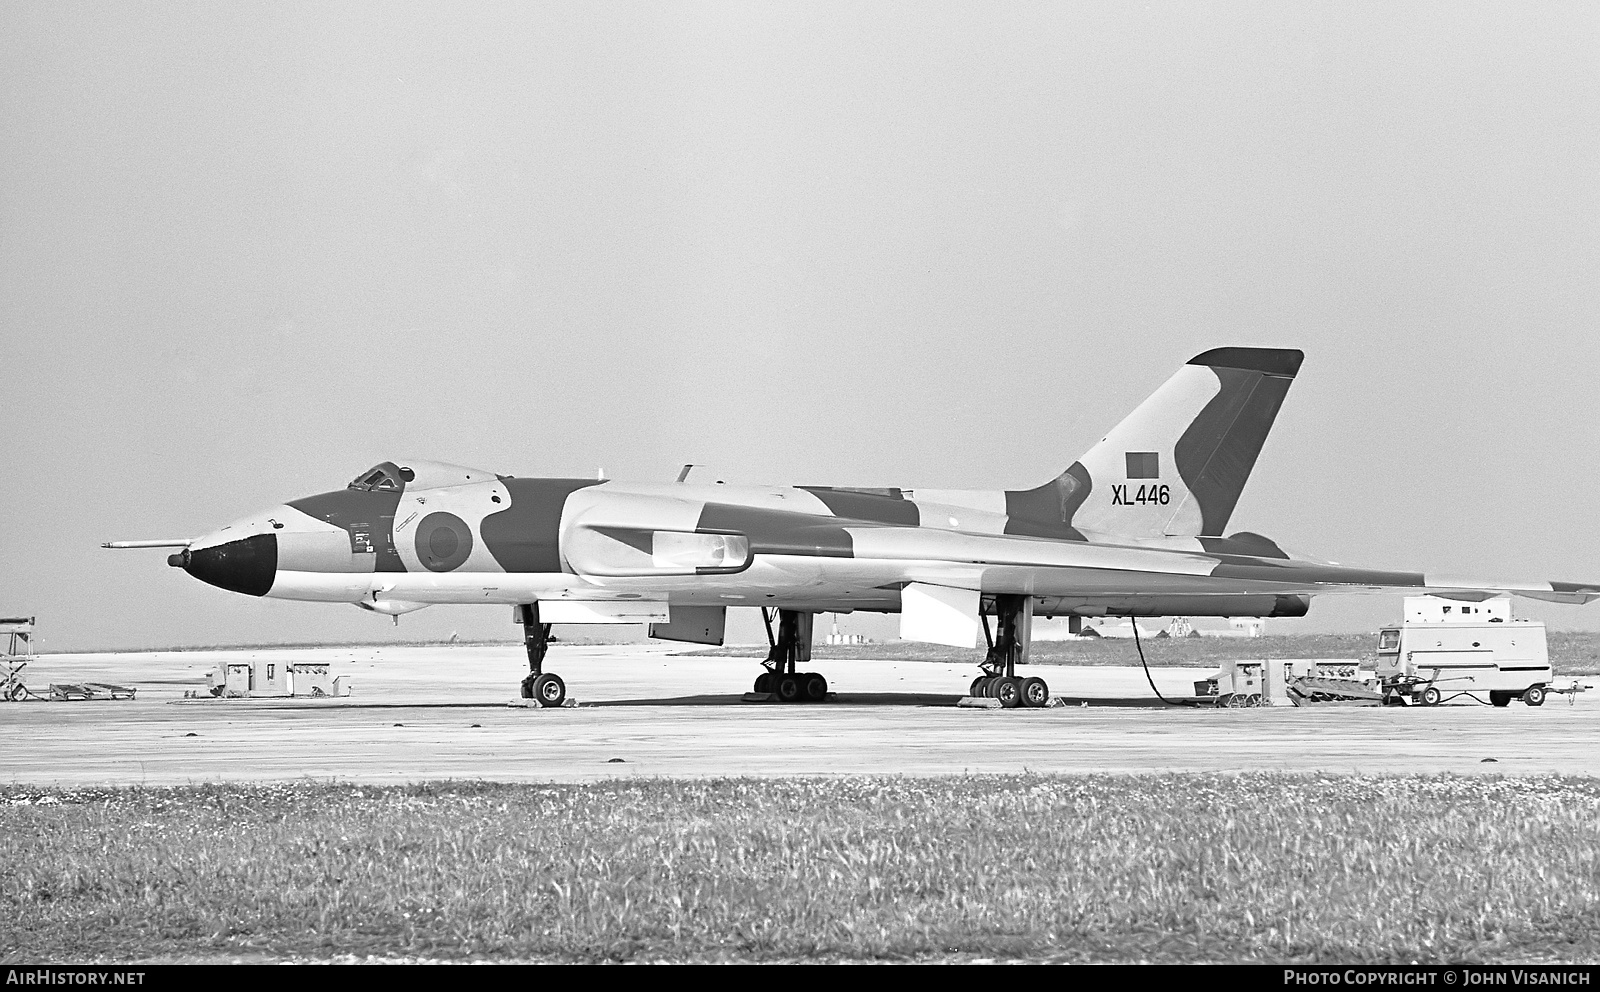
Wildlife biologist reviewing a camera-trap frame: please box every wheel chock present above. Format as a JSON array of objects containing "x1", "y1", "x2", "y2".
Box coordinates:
[{"x1": 506, "y1": 697, "x2": 581, "y2": 709}]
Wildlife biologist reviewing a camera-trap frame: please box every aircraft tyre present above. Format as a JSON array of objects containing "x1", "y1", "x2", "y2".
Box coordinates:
[
  {"x1": 1524, "y1": 685, "x2": 1546, "y2": 707},
  {"x1": 971, "y1": 676, "x2": 990, "y2": 697},
  {"x1": 994, "y1": 677, "x2": 1022, "y2": 708},
  {"x1": 1490, "y1": 692, "x2": 1511, "y2": 707},
  {"x1": 519, "y1": 673, "x2": 537, "y2": 699},
  {"x1": 803, "y1": 672, "x2": 828, "y2": 702},
  {"x1": 532, "y1": 673, "x2": 566, "y2": 708},
  {"x1": 754, "y1": 671, "x2": 775, "y2": 694},
  {"x1": 1020, "y1": 677, "x2": 1050, "y2": 708},
  {"x1": 777, "y1": 674, "x2": 803, "y2": 703},
  {"x1": 1420, "y1": 686, "x2": 1442, "y2": 707}
]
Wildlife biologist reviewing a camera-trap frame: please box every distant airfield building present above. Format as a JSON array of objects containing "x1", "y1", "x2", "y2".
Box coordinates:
[{"x1": 1033, "y1": 617, "x2": 1264, "y2": 640}]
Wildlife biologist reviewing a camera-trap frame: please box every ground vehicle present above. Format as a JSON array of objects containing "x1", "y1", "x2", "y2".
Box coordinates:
[{"x1": 1376, "y1": 597, "x2": 1551, "y2": 706}]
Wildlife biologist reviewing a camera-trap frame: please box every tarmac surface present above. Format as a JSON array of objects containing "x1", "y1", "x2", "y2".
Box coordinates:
[{"x1": 3, "y1": 643, "x2": 1597, "y2": 785}]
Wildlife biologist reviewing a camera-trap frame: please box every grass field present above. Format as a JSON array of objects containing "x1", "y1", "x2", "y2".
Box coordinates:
[
  {"x1": 5, "y1": 775, "x2": 1599, "y2": 964},
  {"x1": 679, "y1": 631, "x2": 1600, "y2": 675}
]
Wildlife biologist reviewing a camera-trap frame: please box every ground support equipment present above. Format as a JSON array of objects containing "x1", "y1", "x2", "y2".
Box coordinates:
[
  {"x1": 1286, "y1": 676, "x2": 1383, "y2": 706},
  {"x1": 515, "y1": 603, "x2": 566, "y2": 707},
  {"x1": 46, "y1": 682, "x2": 136, "y2": 701},
  {"x1": 1, "y1": 658, "x2": 41, "y2": 701},
  {"x1": 1547, "y1": 680, "x2": 1595, "y2": 705},
  {"x1": 1, "y1": 618, "x2": 40, "y2": 701},
  {"x1": 1381, "y1": 673, "x2": 1553, "y2": 708}
]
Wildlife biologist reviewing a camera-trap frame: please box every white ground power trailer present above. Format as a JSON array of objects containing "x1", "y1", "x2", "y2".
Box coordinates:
[{"x1": 1377, "y1": 597, "x2": 1552, "y2": 707}]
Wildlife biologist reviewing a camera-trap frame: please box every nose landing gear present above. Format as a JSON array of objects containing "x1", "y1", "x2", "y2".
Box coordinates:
[{"x1": 516, "y1": 603, "x2": 565, "y2": 707}]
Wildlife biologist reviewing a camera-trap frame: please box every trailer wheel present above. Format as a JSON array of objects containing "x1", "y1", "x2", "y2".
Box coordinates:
[
  {"x1": 1420, "y1": 686, "x2": 1442, "y2": 707},
  {"x1": 1489, "y1": 692, "x2": 1511, "y2": 708},
  {"x1": 1523, "y1": 685, "x2": 1546, "y2": 707}
]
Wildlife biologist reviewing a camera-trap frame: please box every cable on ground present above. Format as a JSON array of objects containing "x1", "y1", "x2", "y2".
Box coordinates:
[{"x1": 1131, "y1": 618, "x2": 1199, "y2": 707}]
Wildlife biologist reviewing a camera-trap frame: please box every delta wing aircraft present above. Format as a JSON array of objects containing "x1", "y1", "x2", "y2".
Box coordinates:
[{"x1": 108, "y1": 348, "x2": 1600, "y2": 707}]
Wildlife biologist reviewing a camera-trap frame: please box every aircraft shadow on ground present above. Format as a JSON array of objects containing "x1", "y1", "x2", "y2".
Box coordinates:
[
  {"x1": 168, "y1": 693, "x2": 1188, "y2": 710},
  {"x1": 581, "y1": 692, "x2": 1182, "y2": 709},
  {"x1": 582, "y1": 691, "x2": 962, "y2": 707}
]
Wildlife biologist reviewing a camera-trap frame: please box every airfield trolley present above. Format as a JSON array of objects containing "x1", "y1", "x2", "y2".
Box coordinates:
[{"x1": 46, "y1": 682, "x2": 137, "y2": 701}]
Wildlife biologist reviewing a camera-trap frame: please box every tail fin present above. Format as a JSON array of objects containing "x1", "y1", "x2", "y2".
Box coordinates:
[{"x1": 1005, "y1": 347, "x2": 1303, "y2": 540}]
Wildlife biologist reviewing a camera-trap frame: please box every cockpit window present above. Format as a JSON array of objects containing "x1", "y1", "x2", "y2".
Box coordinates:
[{"x1": 347, "y1": 462, "x2": 404, "y2": 492}]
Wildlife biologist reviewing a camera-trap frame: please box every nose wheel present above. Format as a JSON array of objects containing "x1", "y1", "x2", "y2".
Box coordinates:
[
  {"x1": 521, "y1": 671, "x2": 566, "y2": 707},
  {"x1": 515, "y1": 604, "x2": 567, "y2": 707}
]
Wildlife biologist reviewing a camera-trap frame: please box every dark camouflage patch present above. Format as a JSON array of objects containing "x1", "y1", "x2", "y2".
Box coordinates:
[
  {"x1": 696, "y1": 503, "x2": 853, "y2": 557},
  {"x1": 287, "y1": 489, "x2": 406, "y2": 572},
  {"x1": 1004, "y1": 462, "x2": 1090, "y2": 539},
  {"x1": 799, "y1": 487, "x2": 920, "y2": 526},
  {"x1": 1208, "y1": 560, "x2": 1427, "y2": 587},
  {"x1": 1199, "y1": 532, "x2": 1291, "y2": 560},
  {"x1": 480, "y1": 478, "x2": 603, "y2": 574},
  {"x1": 1174, "y1": 366, "x2": 1295, "y2": 537},
  {"x1": 1187, "y1": 347, "x2": 1304, "y2": 377}
]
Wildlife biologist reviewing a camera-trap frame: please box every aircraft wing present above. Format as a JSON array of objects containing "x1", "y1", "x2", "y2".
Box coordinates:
[{"x1": 837, "y1": 526, "x2": 1600, "y2": 604}]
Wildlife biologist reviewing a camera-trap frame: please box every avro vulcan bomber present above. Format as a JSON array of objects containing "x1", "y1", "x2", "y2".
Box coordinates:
[{"x1": 108, "y1": 348, "x2": 1600, "y2": 707}]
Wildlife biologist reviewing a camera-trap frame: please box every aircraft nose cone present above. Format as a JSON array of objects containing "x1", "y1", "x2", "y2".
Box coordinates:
[{"x1": 183, "y1": 534, "x2": 278, "y2": 597}]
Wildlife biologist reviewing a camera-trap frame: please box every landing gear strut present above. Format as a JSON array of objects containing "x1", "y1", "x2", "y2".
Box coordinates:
[
  {"x1": 515, "y1": 603, "x2": 565, "y2": 707},
  {"x1": 755, "y1": 609, "x2": 829, "y2": 702},
  {"x1": 970, "y1": 595, "x2": 1050, "y2": 708}
]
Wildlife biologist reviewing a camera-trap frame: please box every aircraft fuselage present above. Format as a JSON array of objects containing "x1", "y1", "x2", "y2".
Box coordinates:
[{"x1": 174, "y1": 460, "x2": 1315, "y2": 620}]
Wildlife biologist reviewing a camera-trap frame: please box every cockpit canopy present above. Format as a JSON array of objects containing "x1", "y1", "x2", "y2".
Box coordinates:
[
  {"x1": 347, "y1": 462, "x2": 409, "y2": 492},
  {"x1": 346, "y1": 459, "x2": 499, "y2": 493}
]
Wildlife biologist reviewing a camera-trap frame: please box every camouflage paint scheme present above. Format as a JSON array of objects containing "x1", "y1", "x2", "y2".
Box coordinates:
[{"x1": 169, "y1": 348, "x2": 1600, "y2": 628}]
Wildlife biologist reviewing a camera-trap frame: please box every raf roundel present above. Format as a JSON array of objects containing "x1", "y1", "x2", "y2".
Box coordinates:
[{"x1": 414, "y1": 512, "x2": 474, "y2": 572}]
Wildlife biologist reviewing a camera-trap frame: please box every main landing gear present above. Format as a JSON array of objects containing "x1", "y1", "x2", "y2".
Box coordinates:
[
  {"x1": 515, "y1": 603, "x2": 566, "y2": 707},
  {"x1": 970, "y1": 595, "x2": 1051, "y2": 708},
  {"x1": 755, "y1": 609, "x2": 829, "y2": 702}
]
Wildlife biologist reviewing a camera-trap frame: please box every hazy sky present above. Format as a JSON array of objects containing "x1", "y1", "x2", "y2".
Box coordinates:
[{"x1": 3, "y1": 2, "x2": 1598, "y2": 651}]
